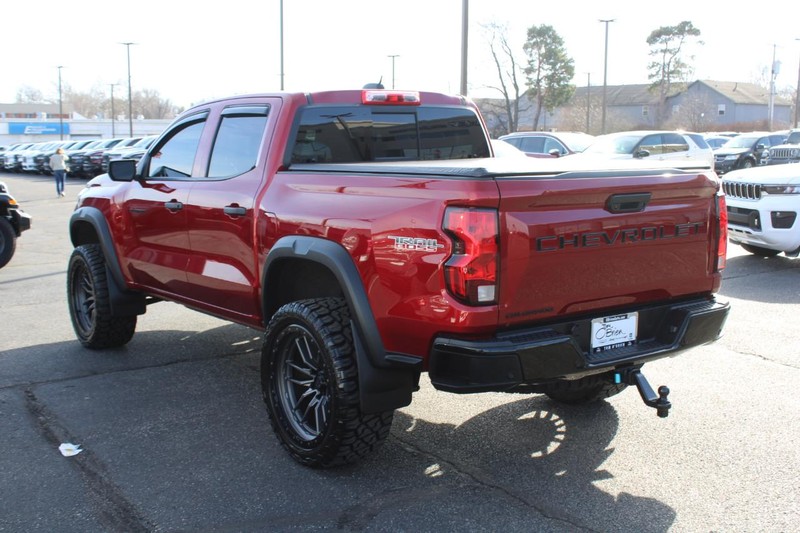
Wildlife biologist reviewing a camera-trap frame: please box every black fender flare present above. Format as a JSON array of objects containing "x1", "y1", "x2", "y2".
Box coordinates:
[
  {"x1": 69, "y1": 207, "x2": 146, "y2": 317},
  {"x1": 263, "y1": 236, "x2": 420, "y2": 413}
]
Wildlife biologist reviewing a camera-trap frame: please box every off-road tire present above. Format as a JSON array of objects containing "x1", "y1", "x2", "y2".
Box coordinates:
[
  {"x1": 262, "y1": 297, "x2": 393, "y2": 468},
  {"x1": 544, "y1": 373, "x2": 627, "y2": 405},
  {"x1": 0, "y1": 217, "x2": 16, "y2": 268},
  {"x1": 67, "y1": 244, "x2": 137, "y2": 349},
  {"x1": 740, "y1": 244, "x2": 781, "y2": 257}
]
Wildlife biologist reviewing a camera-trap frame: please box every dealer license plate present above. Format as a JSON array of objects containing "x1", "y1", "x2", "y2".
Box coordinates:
[{"x1": 591, "y1": 312, "x2": 638, "y2": 353}]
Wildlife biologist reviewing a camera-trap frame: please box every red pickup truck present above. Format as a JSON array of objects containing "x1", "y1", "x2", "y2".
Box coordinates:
[{"x1": 67, "y1": 88, "x2": 729, "y2": 467}]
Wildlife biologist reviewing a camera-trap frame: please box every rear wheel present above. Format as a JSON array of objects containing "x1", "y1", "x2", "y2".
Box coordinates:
[
  {"x1": 544, "y1": 373, "x2": 627, "y2": 405},
  {"x1": 0, "y1": 217, "x2": 16, "y2": 268},
  {"x1": 67, "y1": 244, "x2": 137, "y2": 348},
  {"x1": 262, "y1": 297, "x2": 393, "y2": 468},
  {"x1": 740, "y1": 244, "x2": 781, "y2": 257}
]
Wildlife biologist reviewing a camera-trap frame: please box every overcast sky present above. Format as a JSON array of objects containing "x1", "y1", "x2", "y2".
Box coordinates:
[{"x1": 2, "y1": 0, "x2": 799, "y2": 110}]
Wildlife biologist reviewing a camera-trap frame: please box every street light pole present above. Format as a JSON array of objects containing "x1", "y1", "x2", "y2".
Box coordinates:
[
  {"x1": 388, "y1": 55, "x2": 399, "y2": 89},
  {"x1": 768, "y1": 44, "x2": 777, "y2": 131},
  {"x1": 600, "y1": 19, "x2": 615, "y2": 134},
  {"x1": 121, "y1": 42, "x2": 136, "y2": 138},
  {"x1": 460, "y1": 0, "x2": 468, "y2": 95},
  {"x1": 110, "y1": 83, "x2": 117, "y2": 137},
  {"x1": 586, "y1": 72, "x2": 591, "y2": 133},
  {"x1": 795, "y1": 38, "x2": 800, "y2": 128},
  {"x1": 57, "y1": 66, "x2": 64, "y2": 140}
]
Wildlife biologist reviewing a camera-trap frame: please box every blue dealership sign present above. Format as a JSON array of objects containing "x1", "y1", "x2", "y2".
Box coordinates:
[{"x1": 9, "y1": 122, "x2": 70, "y2": 135}]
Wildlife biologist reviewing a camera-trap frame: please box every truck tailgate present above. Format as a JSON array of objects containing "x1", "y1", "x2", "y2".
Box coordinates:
[{"x1": 496, "y1": 168, "x2": 720, "y2": 328}]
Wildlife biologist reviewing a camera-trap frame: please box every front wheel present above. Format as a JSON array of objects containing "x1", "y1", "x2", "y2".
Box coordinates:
[
  {"x1": 262, "y1": 298, "x2": 393, "y2": 468},
  {"x1": 740, "y1": 244, "x2": 781, "y2": 257},
  {"x1": 67, "y1": 244, "x2": 137, "y2": 349},
  {"x1": 0, "y1": 217, "x2": 16, "y2": 268}
]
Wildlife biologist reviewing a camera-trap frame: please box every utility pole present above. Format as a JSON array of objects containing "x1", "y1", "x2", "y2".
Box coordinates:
[
  {"x1": 600, "y1": 19, "x2": 615, "y2": 134},
  {"x1": 121, "y1": 42, "x2": 136, "y2": 137},
  {"x1": 110, "y1": 83, "x2": 117, "y2": 137},
  {"x1": 57, "y1": 66, "x2": 64, "y2": 140},
  {"x1": 388, "y1": 55, "x2": 399, "y2": 89},
  {"x1": 795, "y1": 38, "x2": 800, "y2": 127},
  {"x1": 280, "y1": 0, "x2": 284, "y2": 90},
  {"x1": 769, "y1": 43, "x2": 777, "y2": 131},
  {"x1": 586, "y1": 73, "x2": 591, "y2": 133},
  {"x1": 460, "y1": 0, "x2": 468, "y2": 95}
]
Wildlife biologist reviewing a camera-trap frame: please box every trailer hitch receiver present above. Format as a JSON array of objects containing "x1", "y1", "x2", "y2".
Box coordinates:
[{"x1": 616, "y1": 368, "x2": 671, "y2": 418}]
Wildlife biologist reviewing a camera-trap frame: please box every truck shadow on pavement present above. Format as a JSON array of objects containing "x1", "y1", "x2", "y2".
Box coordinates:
[{"x1": 377, "y1": 398, "x2": 677, "y2": 533}]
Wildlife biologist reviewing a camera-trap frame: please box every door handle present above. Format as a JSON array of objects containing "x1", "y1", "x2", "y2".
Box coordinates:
[
  {"x1": 164, "y1": 201, "x2": 183, "y2": 212},
  {"x1": 224, "y1": 205, "x2": 247, "y2": 217}
]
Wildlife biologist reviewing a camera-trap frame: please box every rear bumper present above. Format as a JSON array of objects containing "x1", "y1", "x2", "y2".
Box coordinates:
[{"x1": 428, "y1": 297, "x2": 729, "y2": 393}]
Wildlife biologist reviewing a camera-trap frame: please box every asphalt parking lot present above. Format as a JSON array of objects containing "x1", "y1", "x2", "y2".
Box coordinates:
[{"x1": 1, "y1": 172, "x2": 798, "y2": 532}]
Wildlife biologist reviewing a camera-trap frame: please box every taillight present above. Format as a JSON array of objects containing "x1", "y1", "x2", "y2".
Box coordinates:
[
  {"x1": 362, "y1": 90, "x2": 421, "y2": 105},
  {"x1": 443, "y1": 207, "x2": 498, "y2": 305},
  {"x1": 715, "y1": 192, "x2": 727, "y2": 271}
]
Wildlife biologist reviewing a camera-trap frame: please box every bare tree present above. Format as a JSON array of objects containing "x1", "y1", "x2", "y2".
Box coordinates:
[
  {"x1": 15, "y1": 86, "x2": 46, "y2": 103},
  {"x1": 664, "y1": 92, "x2": 715, "y2": 131},
  {"x1": 480, "y1": 22, "x2": 528, "y2": 134}
]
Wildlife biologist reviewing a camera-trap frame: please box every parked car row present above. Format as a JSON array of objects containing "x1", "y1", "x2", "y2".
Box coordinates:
[{"x1": 0, "y1": 136, "x2": 158, "y2": 178}]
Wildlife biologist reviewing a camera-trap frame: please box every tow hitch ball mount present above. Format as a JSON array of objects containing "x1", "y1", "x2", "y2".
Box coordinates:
[{"x1": 615, "y1": 368, "x2": 672, "y2": 418}]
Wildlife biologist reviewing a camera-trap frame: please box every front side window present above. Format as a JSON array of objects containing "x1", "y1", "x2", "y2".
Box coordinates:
[
  {"x1": 146, "y1": 120, "x2": 205, "y2": 178},
  {"x1": 639, "y1": 134, "x2": 663, "y2": 155},
  {"x1": 518, "y1": 136, "x2": 545, "y2": 153},
  {"x1": 208, "y1": 106, "x2": 269, "y2": 178},
  {"x1": 542, "y1": 137, "x2": 567, "y2": 155}
]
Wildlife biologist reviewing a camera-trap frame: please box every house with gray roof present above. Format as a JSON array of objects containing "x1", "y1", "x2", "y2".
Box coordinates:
[{"x1": 477, "y1": 80, "x2": 793, "y2": 135}]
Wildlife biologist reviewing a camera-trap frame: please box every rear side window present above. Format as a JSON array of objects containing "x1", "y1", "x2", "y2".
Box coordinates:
[
  {"x1": 208, "y1": 105, "x2": 269, "y2": 178},
  {"x1": 290, "y1": 106, "x2": 490, "y2": 163}
]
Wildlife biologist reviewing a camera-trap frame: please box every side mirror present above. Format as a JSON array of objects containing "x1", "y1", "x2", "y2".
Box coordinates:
[
  {"x1": 634, "y1": 149, "x2": 651, "y2": 159},
  {"x1": 108, "y1": 159, "x2": 137, "y2": 182},
  {"x1": 755, "y1": 144, "x2": 766, "y2": 151},
  {"x1": 548, "y1": 148, "x2": 562, "y2": 158}
]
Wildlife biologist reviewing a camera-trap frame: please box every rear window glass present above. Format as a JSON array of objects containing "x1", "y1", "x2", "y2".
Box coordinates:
[{"x1": 290, "y1": 106, "x2": 490, "y2": 163}]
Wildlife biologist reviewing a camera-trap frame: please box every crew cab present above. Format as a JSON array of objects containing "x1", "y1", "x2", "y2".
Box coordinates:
[{"x1": 67, "y1": 89, "x2": 730, "y2": 467}]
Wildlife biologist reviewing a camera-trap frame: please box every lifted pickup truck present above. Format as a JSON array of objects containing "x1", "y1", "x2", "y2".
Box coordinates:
[{"x1": 67, "y1": 88, "x2": 730, "y2": 467}]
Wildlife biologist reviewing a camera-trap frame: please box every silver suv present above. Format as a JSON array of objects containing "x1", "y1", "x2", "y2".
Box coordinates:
[{"x1": 767, "y1": 129, "x2": 800, "y2": 165}]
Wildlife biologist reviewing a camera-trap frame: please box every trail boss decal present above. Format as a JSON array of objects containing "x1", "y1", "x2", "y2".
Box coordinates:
[
  {"x1": 535, "y1": 222, "x2": 703, "y2": 252},
  {"x1": 389, "y1": 236, "x2": 445, "y2": 253}
]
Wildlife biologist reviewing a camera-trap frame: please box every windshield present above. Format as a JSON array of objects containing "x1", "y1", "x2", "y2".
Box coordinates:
[
  {"x1": 558, "y1": 132, "x2": 595, "y2": 152},
  {"x1": 786, "y1": 131, "x2": 800, "y2": 144},
  {"x1": 723, "y1": 136, "x2": 760, "y2": 149},
  {"x1": 584, "y1": 134, "x2": 641, "y2": 155}
]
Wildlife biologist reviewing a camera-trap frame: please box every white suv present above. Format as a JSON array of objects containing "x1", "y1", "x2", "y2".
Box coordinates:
[
  {"x1": 580, "y1": 130, "x2": 714, "y2": 167},
  {"x1": 723, "y1": 164, "x2": 800, "y2": 257}
]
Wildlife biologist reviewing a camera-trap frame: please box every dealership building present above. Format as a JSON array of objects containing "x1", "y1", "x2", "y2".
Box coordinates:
[{"x1": 0, "y1": 103, "x2": 169, "y2": 146}]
